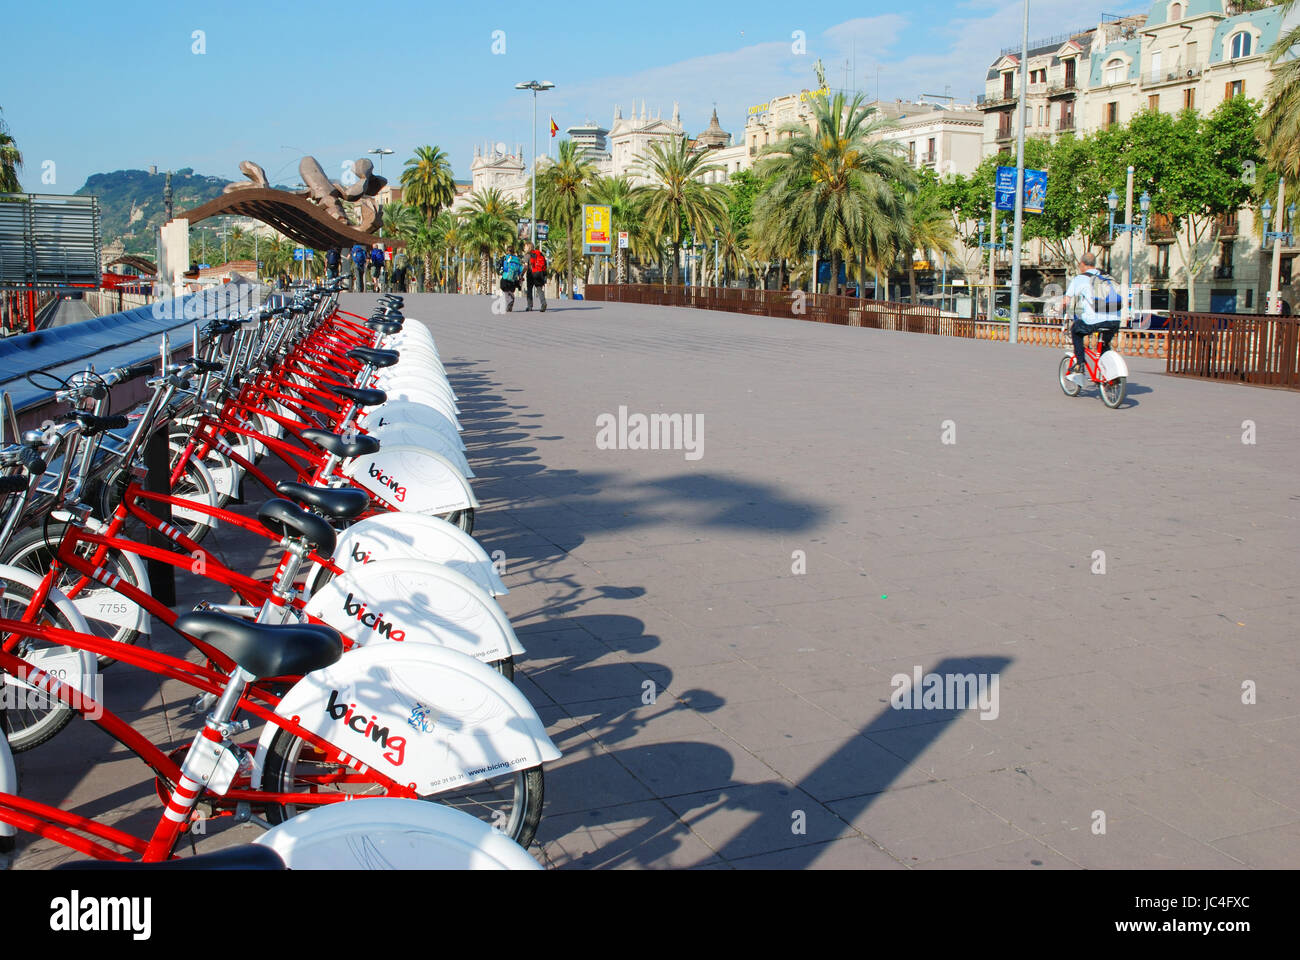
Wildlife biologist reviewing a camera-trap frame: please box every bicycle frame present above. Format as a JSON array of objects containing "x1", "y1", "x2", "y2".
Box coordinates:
[{"x1": 0, "y1": 615, "x2": 417, "y2": 862}]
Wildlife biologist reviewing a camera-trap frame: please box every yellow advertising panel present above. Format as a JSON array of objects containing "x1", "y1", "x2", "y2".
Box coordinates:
[{"x1": 583, "y1": 204, "x2": 612, "y2": 255}]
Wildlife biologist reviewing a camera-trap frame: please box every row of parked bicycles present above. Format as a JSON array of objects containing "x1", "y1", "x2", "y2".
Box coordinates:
[{"x1": 0, "y1": 281, "x2": 556, "y2": 869}]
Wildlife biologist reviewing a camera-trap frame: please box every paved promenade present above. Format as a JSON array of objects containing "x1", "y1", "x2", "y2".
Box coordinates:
[{"x1": 7, "y1": 291, "x2": 1298, "y2": 869}]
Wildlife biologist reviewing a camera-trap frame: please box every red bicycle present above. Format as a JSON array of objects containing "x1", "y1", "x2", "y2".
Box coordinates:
[{"x1": 1059, "y1": 326, "x2": 1129, "y2": 408}]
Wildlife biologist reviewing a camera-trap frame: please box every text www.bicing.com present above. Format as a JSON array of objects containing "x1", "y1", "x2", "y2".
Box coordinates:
[{"x1": 1114, "y1": 919, "x2": 1250, "y2": 934}]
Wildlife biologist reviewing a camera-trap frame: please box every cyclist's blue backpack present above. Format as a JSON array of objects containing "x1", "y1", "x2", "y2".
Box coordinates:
[
  {"x1": 501, "y1": 255, "x2": 523, "y2": 283},
  {"x1": 1089, "y1": 270, "x2": 1123, "y2": 319}
]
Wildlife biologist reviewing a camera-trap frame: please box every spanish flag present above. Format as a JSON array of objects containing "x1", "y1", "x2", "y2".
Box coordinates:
[{"x1": 549, "y1": 117, "x2": 558, "y2": 138}]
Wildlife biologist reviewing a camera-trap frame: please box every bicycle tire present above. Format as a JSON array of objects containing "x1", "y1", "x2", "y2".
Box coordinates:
[
  {"x1": 0, "y1": 573, "x2": 93, "y2": 752},
  {"x1": 260, "y1": 731, "x2": 544, "y2": 847},
  {"x1": 169, "y1": 455, "x2": 219, "y2": 545},
  {"x1": 1101, "y1": 376, "x2": 1127, "y2": 409},
  {"x1": 0, "y1": 524, "x2": 142, "y2": 669},
  {"x1": 1058, "y1": 356, "x2": 1082, "y2": 397},
  {"x1": 444, "y1": 509, "x2": 475, "y2": 535}
]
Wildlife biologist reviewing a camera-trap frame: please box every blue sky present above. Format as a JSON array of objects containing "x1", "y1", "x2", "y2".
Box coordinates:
[{"x1": 4, "y1": 0, "x2": 1146, "y2": 192}]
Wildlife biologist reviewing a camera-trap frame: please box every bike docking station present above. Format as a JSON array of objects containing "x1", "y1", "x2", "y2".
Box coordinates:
[{"x1": 0, "y1": 281, "x2": 559, "y2": 905}]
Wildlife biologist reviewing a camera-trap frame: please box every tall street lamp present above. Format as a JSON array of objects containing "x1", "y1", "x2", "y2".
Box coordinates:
[
  {"x1": 367, "y1": 147, "x2": 393, "y2": 177},
  {"x1": 1108, "y1": 173, "x2": 1150, "y2": 324},
  {"x1": 515, "y1": 81, "x2": 555, "y2": 248},
  {"x1": 1262, "y1": 179, "x2": 1295, "y2": 316}
]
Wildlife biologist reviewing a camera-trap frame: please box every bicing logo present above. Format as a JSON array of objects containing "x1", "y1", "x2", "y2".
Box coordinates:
[
  {"x1": 341, "y1": 593, "x2": 406, "y2": 642},
  {"x1": 366, "y1": 462, "x2": 407, "y2": 503},
  {"x1": 325, "y1": 689, "x2": 407, "y2": 765}
]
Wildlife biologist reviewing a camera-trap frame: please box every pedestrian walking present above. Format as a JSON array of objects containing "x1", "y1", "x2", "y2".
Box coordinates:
[
  {"x1": 522, "y1": 241, "x2": 548, "y2": 313},
  {"x1": 498, "y1": 245, "x2": 523, "y2": 312},
  {"x1": 350, "y1": 243, "x2": 367, "y2": 292},
  {"x1": 370, "y1": 244, "x2": 385, "y2": 293},
  {"x1": 326, "y1": 247, "x2": 340, "y2": 280},
  {"x1": 392, "y1": 248, "x2": 409, "y2": 292}
]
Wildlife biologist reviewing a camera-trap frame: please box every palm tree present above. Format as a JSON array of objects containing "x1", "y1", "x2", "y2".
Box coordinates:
[
  {"x1": 0, "y1": 108, "x2": 21, "y2": 194},
  {"x1": 586, "y1": 175, "x2": 647, "y2": 284},
  {"x1": 258, "y1": 235, "x2": 294, "y2": 279},
  {"x1": 382, "y1": 201, "x2": 422, "y2": 243},
  {"x1": 461, "y1": 188, "x2": 519, "y2": 294},
  {"x1": 400, "y1": 146, "x2": 457, "y2": 226},
  {"x1": 437, "y1": 212, "x2": 464, "y2": 291},
  {"x1": 711, "y1": 210, "x2": 746, "y2": 287},
  {"x1": 536, "y1": 140, "x2": 597, "y2": 296},
  {"x1": 1259, "y1": 0, "x2": 1300, "y2": 181},
  {"x1": 636, "y1": 137, "x2": 728, "y2": 287},
  {"x1": 900, "y1": 192, "x2": 957, "y2": 304},
  {"x1": 755, "y1": 92, "x2": 912, "y2": 296}
]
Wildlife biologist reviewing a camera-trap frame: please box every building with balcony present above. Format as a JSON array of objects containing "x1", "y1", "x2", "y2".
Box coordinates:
[
  {"x1": 975, "y1": 0, "x2": 1298, "y2": 312},
  {"x1": 980, "y1": 25, "x2": 1101, "y2": 152},
  {"x1": 882, "y1": 103, "x2": 985, "y2": 178}
]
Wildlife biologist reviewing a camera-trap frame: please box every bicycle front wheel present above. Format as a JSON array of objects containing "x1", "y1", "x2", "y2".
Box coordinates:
[
  {"x1": 260, "y1": 729, "x2": 544, "y2": 847},
  {"x1": 0, "y1": 569, "x2": 94, "y2": 752},
  {"x1": 1058, "y1": 356, "x2": 1081, "y2": 396},
  {"x1": 0, "y1": 525, "x2": 142, "y2": 669}
]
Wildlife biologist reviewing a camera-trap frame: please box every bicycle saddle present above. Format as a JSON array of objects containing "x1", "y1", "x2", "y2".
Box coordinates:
[
  {"x1": 177, "y1": 610, "x2": 342, "y2": 681},
  {"x1": 347, "y1": 347, "x2": 399, "y2": 368},
  {"x1": 276, "y1": 481, "x2": 370, "y2": 520},
  {"x1": 300, "y1": 428, "x2": 380, "y2": 459},
  {"x1": 257, "y1": 498, "x2": 337, "y2": 556},
  {"x1": 379, "y1": 295, "x2": 403, "y2": 307},
  {"x1": 54, "y1": 844, "x2": 287, "y2": 871},
  {"x1": 331, "y1": 385, "x2": 388, "y2": 407},
  {"x1": 367, "y1": 320, "x2": 403, "y2": 335}
]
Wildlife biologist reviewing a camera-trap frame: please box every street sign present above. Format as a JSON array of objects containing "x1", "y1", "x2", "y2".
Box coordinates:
[
  {"x1": 996, "y1": 166, "x2": 1048, "y2": 213},
  {"x1": 582, "y1": 204, "x2": 611, "y2": 255},
  {"x1": 618, "y1": 231, "x2": 629, "y2": 249},
  {"x1": 293, "y1": 248, "x2": 304, "y2": 261}
]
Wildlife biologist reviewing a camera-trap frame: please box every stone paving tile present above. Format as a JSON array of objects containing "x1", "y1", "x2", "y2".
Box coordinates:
[
  {"x1": 827, "y1": 782, "x2": 1030, "y2": 863},
  {"x1": 661, "y1": 658, "x2": 801, "y2": 705},
  {"x1": 534, "y1": 743, "x2": 658, "y2": 817},
  {"x1": 913, "y1": 838, "x2": 1081, "y2": 869},
  {"x1": 727, "y1": 835, "x2": 907, "y2": 869},
  {"x1": 1002, "y1": 719, "x2": 1189, "y2": 784},
  {"x1": 945, "y1": 764, "x2": 1121, "y2": 839},
  {"x1": 1035, "y1": 812, "x2": 1249, "y2": 869},
  {"x1": 599, "y1": 737, "x2": 782, "y2": 797},
  {"x1": 754, "y1": 735, "x2": 937, "y2": 801},
  {"x1": 1201, "y1": 745, "x2": 1300, "y2": 815},
  {"x1": 1209, "y1": 820, "x2": 1300, "y2": 869},
  {"x1": 1107, "y1": 767, "x2": 1299, "y2": 844},
  {"x1": 535, "y1": 799, "x2": 723, "y2": 869},
  {"x1": 706, "y1": 695, "x2": 859, "y2": 752},
  {"x1": 660, "y1": 782, "x2": 855, "y2": 861}
]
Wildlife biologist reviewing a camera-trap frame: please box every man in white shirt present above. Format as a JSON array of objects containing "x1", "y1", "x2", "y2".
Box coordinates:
[{"x1": 1061, "y1": 252, "x2": 1122, "y2": 385}]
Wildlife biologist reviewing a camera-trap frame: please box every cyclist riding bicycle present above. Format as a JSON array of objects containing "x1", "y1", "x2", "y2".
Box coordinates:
[{"x1": 1062, "y1": 252, "x2": 1122, "y2": 386}]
